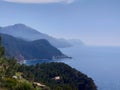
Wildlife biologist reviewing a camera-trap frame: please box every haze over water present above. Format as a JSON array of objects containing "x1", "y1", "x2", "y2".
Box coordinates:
[{"x1": 60, "y1": 45, "x2": 120, "y2": 90}]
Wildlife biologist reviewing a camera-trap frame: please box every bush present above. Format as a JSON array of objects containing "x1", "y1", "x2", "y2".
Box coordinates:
[
  {"x1": 14, "y1": 81, "x2": 34, "y2": 90},
  {"x1": 3, "y1": 78, "x2": 17, "y2": 90}
]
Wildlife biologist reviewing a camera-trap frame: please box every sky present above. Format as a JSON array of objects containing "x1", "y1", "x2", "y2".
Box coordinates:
[{"x1": 0, "y1": 0, "x2": 120, "y2": 46}]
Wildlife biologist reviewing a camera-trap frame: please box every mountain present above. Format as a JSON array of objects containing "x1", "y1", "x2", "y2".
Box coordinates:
[
  {"x1": 19, "y1": 62, "x2": 97, "y2": 90},
  {"x1": 68, "y1": 39, "x2": 85, "y2": 46},
  {"x1": 0, "y1": 24, "x2": 72, "y2": 48},
  {"x1": 0, "y1": 40, "x2": 97, "y2": 90},
  {"x1": 0, "y1": 33, "x2": 67, "y2": 61}
]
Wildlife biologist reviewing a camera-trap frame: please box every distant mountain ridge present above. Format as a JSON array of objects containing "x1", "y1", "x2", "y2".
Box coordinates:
[
  {"x1": 0, "y1": 33, "x2": 67, "y2": 61},
  {"x1": 0, "y1": 24, "x2": 72, "y2": 48},
  {"x1": 68, "y1": 39, "x2": 85, "y2": 46}
]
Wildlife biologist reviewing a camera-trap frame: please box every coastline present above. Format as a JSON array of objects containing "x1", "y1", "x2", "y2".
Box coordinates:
[{"x1": 23, "y1": 56, "x2": 72, "y2": 65}]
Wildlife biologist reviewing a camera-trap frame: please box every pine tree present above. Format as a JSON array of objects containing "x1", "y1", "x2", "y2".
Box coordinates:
[{"x1": 0, "y1": 36, "x2": 5, "y2": 57}]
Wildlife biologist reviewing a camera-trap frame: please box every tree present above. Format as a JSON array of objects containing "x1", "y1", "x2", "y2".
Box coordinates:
[
  {"x1": 0, "y1": 37, "x2": 5, "y2": 57},
  {"x1": 0, "y1": 36, "x2": 8, "y2": 80},
  {"x1": 5, "y1": 58, "x2": 20, "y2": 77}
]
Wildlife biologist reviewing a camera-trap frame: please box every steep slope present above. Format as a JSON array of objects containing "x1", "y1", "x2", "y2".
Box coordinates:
[
  {"x1": 0, "y1": 38, "x2": 97, "y2": 90},
  {"x1": 0, "y1": 24, "x2": 72, "y2": 48},
  {"x1": 19, "y1": 62, "x2": 97, "y2": 90},
  {"x1": 0, "y1": 33, "x2": 67, "y2": 61}
]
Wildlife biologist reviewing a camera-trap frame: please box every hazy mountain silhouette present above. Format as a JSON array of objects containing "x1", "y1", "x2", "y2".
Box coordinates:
[
  {"x1": 0, "y1": 33, "x2": 67, "y2": 61},
  {"x1": 68, "y1": 39, "x2": 85, "y2": 46},
  {"x1": 0, "y1": 24, "x2": 72, "y2": 48}
]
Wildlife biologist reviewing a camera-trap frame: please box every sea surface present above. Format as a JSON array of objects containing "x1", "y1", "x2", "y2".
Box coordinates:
[{"x1": 25, "y1": 45, "x2": 120, "y2": 90}]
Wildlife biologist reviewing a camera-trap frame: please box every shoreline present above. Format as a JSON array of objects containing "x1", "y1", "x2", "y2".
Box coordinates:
[{"x1": 22, "y1": 56, "x2": 72, "y2": 65}]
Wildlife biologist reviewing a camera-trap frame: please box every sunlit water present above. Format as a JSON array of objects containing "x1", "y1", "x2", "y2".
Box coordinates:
[{"x1": 25, "y1": 45, "x2": 120, "y2": 90}]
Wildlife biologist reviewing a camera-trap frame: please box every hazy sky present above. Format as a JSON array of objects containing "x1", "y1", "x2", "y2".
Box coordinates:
[{"x1": 0, "y1": 0, "x2": 120, "y2": 46}]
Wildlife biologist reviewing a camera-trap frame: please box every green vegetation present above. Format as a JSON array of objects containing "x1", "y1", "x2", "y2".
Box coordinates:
[
  {"x1": 18, "y1": 63, "x2": 97, "y2": 90},
  {"x1": 0, "y1": 36, "x2": 97, "y2": 90},
  {"x1": 0, "y1": 36, "x2": 43, "y2": 90}
]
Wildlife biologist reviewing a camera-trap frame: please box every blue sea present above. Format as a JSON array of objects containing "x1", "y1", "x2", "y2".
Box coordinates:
[{"x1": 25, "y1": 45, "x2": 120, "y2": 90}]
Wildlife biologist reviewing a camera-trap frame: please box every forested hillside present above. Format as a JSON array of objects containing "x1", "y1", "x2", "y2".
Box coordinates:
[{"x1": 0, "y1": 36, "x2": 97, "y2": 90}]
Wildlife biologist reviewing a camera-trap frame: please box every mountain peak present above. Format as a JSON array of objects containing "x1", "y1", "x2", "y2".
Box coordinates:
[
  {"x1": 13, "y1": 23, "x2": 27, "y2": 28},
  {"x1": 14, "y1": 23, "x2": 26, "y2": 27},
  {"x1": 0, "y1": 24, "x2": 72, "y2": 48}
]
